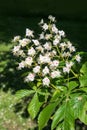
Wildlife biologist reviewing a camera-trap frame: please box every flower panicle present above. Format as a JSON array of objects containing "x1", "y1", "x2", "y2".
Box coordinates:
[{"x1": 12, "y1": 15, "x2": 81, "y2": 87}]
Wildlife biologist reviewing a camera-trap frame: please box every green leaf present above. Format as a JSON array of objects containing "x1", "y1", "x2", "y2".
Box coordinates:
[
  {"x1": 38, "y1": 102, "x2": 57, "y2": 130},
  {"x1": 80, "y1": 87, "x2": 87, "y2": 93},
  {"x1": 57, "y1": 86, "x2": 67, "y2": 93},
  {"x1": 80, "y1": 62, "x2": 87, "y2": 74},
  {"x1": 79, "y1": 62, "x2": 87, "y2": 87},
  {"x1": 79, "y1": 101, "x2": 87, "y2": 124},
  {"x1": 63, "y1": 101, "x2": 75, "y2": 130},
  {"x1": 68, "y1": 81, "x2": 78, "y2": 91},
  {"x1": 79, "y1": 74, "x2": 87, "y2": 87},
  {"x1": 51, "y1": 101, "x2": 75, "y2": 130},
  {"x1": 56, "y1": 123, "x2": 63, "y2": 130},
  {"x1": 71, "y1": 94, "x2": 87, "y2": 119},
  {"x1": 51, "y1": 103, "x2": 65, "y2": 130},
  {"x1": 37, "y1": 81, "x2": 42, "y2": 87},
  {"x1": 15, "y1": 89, "x2": 35, "y2": 99},
  {"x1": 50, "y1": 90, "x2": 61, "y2": 102},
  {"x1": 37, "y1": 89, "x2": 50, "y2": 96},
  {"x1": 38, "y1": 91, "x2": 60, "y2": 130},
  {"x1": 28, "y1": 93, "x2": 44, "y2": 119}
]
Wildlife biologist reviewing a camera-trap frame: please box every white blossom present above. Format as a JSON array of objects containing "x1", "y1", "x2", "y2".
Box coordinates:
[
  {"x1": 33, "y1": 66, "x2": 40, "y2": 73},
  {"x1": 43, "y1": 77, "x2": 50, "y2": 86},
  {"x1": 52, "y1": 24, "x2": 58, "y2": 34},
  {"x1": 51, "y1": 70, "x2": 61, "y2": 78},
  {"x1": 53, "y1": 38, "x2": 60, "y2": 46},
  {"x1": 32, "y1": 39, "x2": 40, "y2": 46},
  {"x1": 59, "y1": 30, "x2": 65, "y2": 37},
  {"x1": 51, "y1": 50, "x2": 57, "y2": 56},
  {"x1": 66, "y1": 61, "x2": 74, "y2": 68},
  {"x1": 69, "y1": 46, "x2": 76, "y2": 52},
  {"x1": 26, "y1": 28, "x2": 34, "y2": 37},
  {"x1": 13, "y1": 36, "x2": 20, "y2": 42},
  {"x1": 19, "y1": 38, "x2": 30, "y2": 47},
  {"x1": 28, "y1": 47, "x2": 36, "y2": 56},
  {"x1": 42, "y1": 23, "x2": 48, "y2": 31},
  {"x1": 63, "y1": 61, "x2": 73, "y2": 73},
  {"x1": 43, "y1": 42, "x2": 52, "y2": 51},
  {"x1": 36, "y1": 46, "x2": 44, "y2": 53},
  {"x1": 63, "y1": 66, "x2": 70, "y2": 73},
  {"x1": 75, "y1": 54, "x2": 81, "y2": 63},
  {"x1": 45, "y1": 34, "x2": 52, "y2": 40},
  {"x1": 59, "y1": 42, "x2": 67, "y2": 51},
  {"x1": 25, "y1": 73, "x2": 35, "y2": 82},
  {"x1": 12, "y1": 45, "x2": 20, "y2": 55},
  {"x1": 44, "y1": 55, "x2": 51, "y2": 64},
  {"x1": 67, "y1": 41, "x2": 72, "y2": 48},
  {"x1": 38, "y1": 54, "x2": 51, "y2": 64},
  {"x1": 39, "y1": 32, "x2": 45, "y2": 39},
  {"x1": 66, "y1": 41, "x2": 76, "y2": 52},
  {"x1": 54, "y1": 35, "x2": 61, "y2": 41},
  {"x1": 45, "y1": 52, "x2": 51, "y2": 57},
  {"x1": 38, "y1": 55, "x2": 44, "y2": 64},
  {"x1": 18, "y1": 50, "x2": 25, "y2": 57},
  {"x1": 48, "y1": 15, "x2": 56, "y2": 22},
  {"x1": 42, "y1": 66, "x2": 49, "y2": 76},
  {"x1": 25, "y1": 57, "x2": 33, "y2": 66},
  {"x1": 39, "y1": 19, "x2": 44, "y2": 25},
  {"x1": 50, "y1": 60, "x2": 59, "y2": 69},
  {"x1": 18, "y1": 61, "x2": 25, "y2": 70},
  {"x1": 62, "y1": 52, "x2": 72, "y2": 58}
]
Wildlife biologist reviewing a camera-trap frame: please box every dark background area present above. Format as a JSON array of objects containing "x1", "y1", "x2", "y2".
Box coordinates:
[
  {"x1": 0, "y1": 0, "x2": 87, "y2": 51},
  {"x1": 0, "y1": 0, "x2": 87, "y2": 17}
]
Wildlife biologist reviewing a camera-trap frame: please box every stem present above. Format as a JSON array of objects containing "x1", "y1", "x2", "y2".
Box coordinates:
[
  {"x1": 56, "y1": 46, "x2": 62, "y2": 58},
  {"x1": 54, "y1": 46, "x2": 64, "y2": 61},
  {"x1": 26, "y1": 45, "x2": 29, "y2": 50},
  {"x1": 50, "y1": 83, "x2": 59, "y2": 90},
  {"x1": 67, "y1": 73, "x2": 69, "y2": 88},
  {"x1": 66, "y1": 74, "x2": 71, "y2": 100},
  {"x1": 64, "y1": 76, "x2": 76, "y2": 81},
  {"x1": 70, "y1": 69, "x2": 78, "y2": 78}
]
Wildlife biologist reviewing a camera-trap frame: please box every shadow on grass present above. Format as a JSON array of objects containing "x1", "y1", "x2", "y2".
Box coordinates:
[{"x1": 0, "y1": 51, "x2": 29, "y2": 93}]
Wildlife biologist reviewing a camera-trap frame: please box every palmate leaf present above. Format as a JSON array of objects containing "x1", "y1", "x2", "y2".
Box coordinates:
[
  {"x1": 63, "y1": 101, "x2": 75, "y2": 130},
  {"x1": 80, "y1": 62, "x2": 87, "y2": 74},
  {"x1": 80, "y1": 87, "x2": 87, "y2": 93},
  {"x1": 51, "y1": 104, "x2": 65, "y2": 130},
  {"x1": 79, "y1": 101, "x2": 87, "y2": 124},
  {"x1": 79, "y1": 75, "x2": 87, "y2": 87},
  {"x1": 56, "y1": 123, "x2": 63, "y2": 130},
  {"x1": 70, "y1": 93, "x2": 87, "y2": 120},
  {"x1": 38, "y1": 90, "x2": 60, "y2": 130},
  {"x1": 51, "y1": 100, "x2": 75, "y2": 130},
  {"x1": 79, "y1": 62, "x2": 87, "y2": 87},
  {"x1": 71, "y1": 93, "x2": 87, "y2": 124},
  {"x1": 68, "y1": 81, "x2": 79, "y2": 91},
  {"x1": 15, "y1": 89, "x2": 35, "y2": 99},
  {"x1": 28, "y1": 93, "x2": 44, "y2": 119},
  {"x1": 38, "y1": 102, "x2": 57, "y2": 130}
]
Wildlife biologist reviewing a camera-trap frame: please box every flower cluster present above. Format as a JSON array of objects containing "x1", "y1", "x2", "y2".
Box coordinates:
[{"x1": 12, "y1": 15, "x2": 81, "y2": 87}]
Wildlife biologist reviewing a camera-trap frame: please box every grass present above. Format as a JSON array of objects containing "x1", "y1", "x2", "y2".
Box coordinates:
[
  {"x1": 0, "y1": 15, "x2": 87, "y2": 130},
  {"x1": 0, "y1": 90, "x2": 37, "y2": 130}
]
